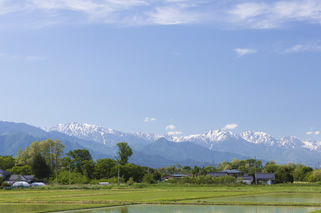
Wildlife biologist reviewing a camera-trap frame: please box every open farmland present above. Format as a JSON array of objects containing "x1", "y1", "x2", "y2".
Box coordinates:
[{"x1": 1, "y1": 184, "x2": 321, "y2": 212}]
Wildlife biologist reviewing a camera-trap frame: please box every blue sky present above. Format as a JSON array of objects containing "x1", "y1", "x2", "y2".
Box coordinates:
[{"x1": 1, "y1": 0, "x2": 321, "y2": 140}]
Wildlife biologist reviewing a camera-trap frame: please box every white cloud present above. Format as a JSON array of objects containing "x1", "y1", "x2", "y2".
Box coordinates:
[
  {"x1": 284, "y1": 43, "x2": 321, "y2": 53},
  {"x1": 1, "y1": 0, "x2": 321, "y2": 28},
  {"x1": 167, "y1": 131, "x2": 183, "y2": 135},
  {"x1": 0, "y1": 52, "x2": 45, "y2": 61},
  {"x1": 0, "y1": 0, "x2": 210, "y2": 27},
  {"x1": 222, "y1": 123, "x2": 238, "y2": 130},
  {"x1": 306, "y1": 131, "x2": 320, "y2": 135},
  {"x1": 234, "y1": 48, "x2": 257, "y2": 57},
  {"x1": 144, "y1": 117, "x2": 157, "y2": 122},
  {"x1": 228, "y1": 0, "x2": 321, "y2": 29},
  {"x1": 146, "y1": 6, "x2": 200, "y2": 25},
  {"x1": 165, "y1": 124, "x2": 176, "y2": 130}
]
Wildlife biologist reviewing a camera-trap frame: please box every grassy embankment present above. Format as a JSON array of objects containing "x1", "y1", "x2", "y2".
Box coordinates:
[{"x1": 0, "y1": 183, "x2": 321, "y2": 212}]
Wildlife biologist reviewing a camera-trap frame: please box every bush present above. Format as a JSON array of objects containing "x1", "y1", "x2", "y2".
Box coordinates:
[
  {"x1": 51, "y1": 171, "x2": 89, "y2": 185},
  {"x1": 143, "y1": 173, "x2": 156, "y2": 184},
  {"x1": 167, "y1": 175, "x2": 236, "y2": 185},
  {"x1": 89, "y1": 179, "x2": 100, "y2": 185},
  {"x1": 99, "y1": 177, "x2": 125, "y2": 184},
  {"x1": 127, "y1": 177, "x2": 134, "y2": 185},
  {"x1": 1, "y1": 182, "x2": 11, "y2": 189},
  {"x1": 307, "y1": 170, "x2": 321, "y2": 182}
]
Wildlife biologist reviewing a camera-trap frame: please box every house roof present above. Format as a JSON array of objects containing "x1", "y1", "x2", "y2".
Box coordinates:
[
  {"x1": 7, "y1": 175, "x2": 27, "y2": 182},
  {"x1": 6, "y1": 175, "x2": 34, "y2": 182},
  {"x1": 207, "y1": 172, "x2": 228, "y2": 177},
  {"x1": 171, "y1": 174, "x2": 187, "y2": 177},
  {"x1": 0, "y1": 169, "x2": 11, "y2": 179},
  {"x1": 255, "y1": 173, "x2": 275, "y2": 180},
  {"x1": 221, "y1": 169, "x2": 241, "y2": 174}
]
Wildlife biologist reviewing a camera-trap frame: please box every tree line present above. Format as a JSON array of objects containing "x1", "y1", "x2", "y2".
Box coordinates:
[{"x1": 1, "y1": 139, "x2": 321, "y2": 186}]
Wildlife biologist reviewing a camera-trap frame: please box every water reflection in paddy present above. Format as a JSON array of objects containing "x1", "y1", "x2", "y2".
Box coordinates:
[
  {"x1": 201, "y1": 193, "x2": 321, "y2": 204},
  {"x1": 68, "y1": 205, "x2": 321, "y2": 213}
]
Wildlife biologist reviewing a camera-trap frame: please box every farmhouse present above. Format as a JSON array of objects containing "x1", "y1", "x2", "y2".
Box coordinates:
[
  {"x1": 255, "y1": 173, "x2": 275, "y2": 185},
  {"x1": 0, "y1": 169, "x2": 34, "y2": 185},
  {"x1": 208, "y1": 169, "x2": 241, "y2": 178}
]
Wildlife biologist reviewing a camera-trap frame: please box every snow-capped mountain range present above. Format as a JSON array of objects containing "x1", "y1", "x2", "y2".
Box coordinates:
[
  {"x1": 1, "y1": 120, "x2": 321, "y2": 167},
  {"x1": 47, "y1": 122, "x2": 321, "y2": 152}
]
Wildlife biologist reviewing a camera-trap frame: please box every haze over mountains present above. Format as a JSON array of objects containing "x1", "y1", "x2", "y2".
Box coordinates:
[{"x1": 1, "y1": 121, "x2": 321, "y2": 168}]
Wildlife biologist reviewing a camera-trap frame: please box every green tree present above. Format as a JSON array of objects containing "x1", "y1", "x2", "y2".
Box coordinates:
[
  {"x1": 0, "y1": 155, "x2": 15, "y2": 170},
  {"x1": 31, "y1": 153, "x2": 51, "y2": 179},
  {"x1": 307, "y1": 169, "x2": 321, "y2": 182},
  {"x1": 264, "y1": 160, "x2": 278, "y2": 173},
  {"x1": 142, "y1": 173, "x2": 156, "y2": 184},
  {"x1": 15, "y1": 139, "x2": 64, "y2": 175},
  {"x1": 11, "y1": 165, "x2": 32, "y2": 175},
  {"x1": 66, "y1": 149, "x2": 94, "y2": 178},
  {"x1": 94, "y1": 158, "x2": 117, "y2": 179},
  {"x1": 293, "y1": 164, "x2": 313, "y2": 181},
  {"x1": 192, "y1": 166, "x2": 201, "y2": 176},
  {"x1": 116, "y1": 142, "x2": 133, "y2": 165}
]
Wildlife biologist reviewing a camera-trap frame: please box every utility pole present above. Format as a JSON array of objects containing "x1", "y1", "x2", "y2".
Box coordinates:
[
  {"x1": 115, "y1": 155, "x2": 120, "y2": 185},
  {"x1": 56, "y1": 154, "x2": 58, "y2": 185},
  {"x1": 69, "y1": 161, "x2": 71, "y2": 185},
  {"x1": 118, "y1": 162, "x2": 120, "y2": 185},
  {"x1": 254, "y1": 156, "x2": 257, "y2": 185}
]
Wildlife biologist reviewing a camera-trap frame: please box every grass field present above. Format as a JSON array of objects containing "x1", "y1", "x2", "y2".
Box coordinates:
[{"x1": 1, "y1": 183, "x2": 321, "y2": 212}]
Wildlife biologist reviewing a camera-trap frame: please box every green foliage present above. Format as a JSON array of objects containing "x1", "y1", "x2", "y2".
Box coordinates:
[
  {"x1": 293, "y1": 164, "x2": 313, "y2": 181},
  {"x1": 1, "y1": 181, "x2": 11, "y2": 189},
  {"x1": 15, "y1": 139, "x2": 64, "y2": 174},
  {"x1": 177, "y1": 175, "x2": 236, "y2": 185},
  {"x1": 94, "y1": 158, "x2": 116, "y2": 179},
  {"x1": 11, "y1": 165, "x2": 32, "y2": 175},
  {"x1": 31, "y1": 153, "x2": 51, "y2": 179},
  {"x1": 66, "y1": 149, "x2": 95, "y2": 179},
  {"x1": 143, "y1": 173, "x2": 156, "y2": 184},
  {"x1": 52, "y1": 171, "x2": 89, "y2": 185},
  {"x1": 307, "y1": 169, "x2": 321, "y2": 182},
  {"x1": 0, "y1": 155, "x2": 15, "y2": 170},
  {"x1": 275, "y1": 165, "x2": 294, "y2": 183},
  {"x1": 116, "y1": 142, "x2": 133, "y2": 165},
  {"x1": 99, "y1": 177, "x2": 125, "y2": 184},
  {"x1": 119, "y1": 163, "x2": 146, "y2": 182},
  {"x1": 192, "y1": 166, "x2": 201, "y2": 176},
  {"x1": 127, "y1": 177, "x2": 134, "y2": 185},
  {"x1": 264, "y1": 160, "x2": 278, "y2": 173}
]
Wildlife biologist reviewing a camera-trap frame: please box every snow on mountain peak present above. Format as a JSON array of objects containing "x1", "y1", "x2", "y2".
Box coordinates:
[
  {"x1": 49, "y1": 122, "x2": 119, "y2": 144},
  {"x1": 279, "y1": 136, "x2": 304, "y2": 148},
  {"x1": 240, "y1": 131, "x2": 277, "y2": 146},
  {"x1": 172, "y1": 129, "x2": 238, "y2": 143}
]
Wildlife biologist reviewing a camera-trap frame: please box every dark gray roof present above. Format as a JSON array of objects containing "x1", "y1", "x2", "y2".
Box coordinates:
[
  {"x1": 24, "y1": 175, "x2": 34, "y2": 180},
  {"x1": 221, "y1": 169, "x2": 241, "y2": 174},
  {"x1": 7, "y1": 175, "x2": 27, "y2": 181},
  {"x1": 255, "y1": 173, "x2": 275, "y2": 180},
  {"x1": 0, "y1": 169, "x2": 11, "y2": 179},
  {"x1": 171, "y1": 174, "x2": 187, "y2": 177},
  {"x1": 207, "y1": 172, "x2": 228, "y2": 177}
]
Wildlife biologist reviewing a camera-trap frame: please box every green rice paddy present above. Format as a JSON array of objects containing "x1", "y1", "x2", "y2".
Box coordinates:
[{"x1": 0, "y1": 183, "x2": 321, "y2": 212}]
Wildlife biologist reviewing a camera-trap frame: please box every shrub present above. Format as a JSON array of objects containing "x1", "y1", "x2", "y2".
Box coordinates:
[
  {"x1": 127, "y1": 177, "x2": 134, "y2": 185},
  {"x1": 51, "y1": 171, "x2": 89, "y2": 185},
  {"x1": 143, "y1": 173, "x2": 156, "y2": 184}
]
